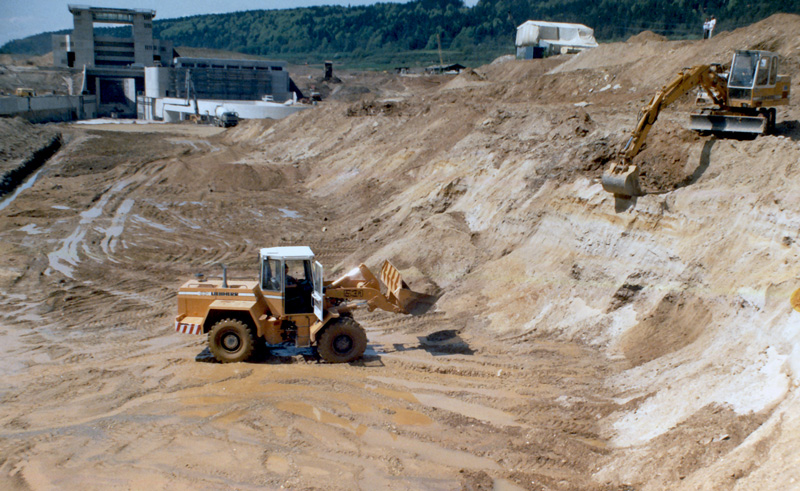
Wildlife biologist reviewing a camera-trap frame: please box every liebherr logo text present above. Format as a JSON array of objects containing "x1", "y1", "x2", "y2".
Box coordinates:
[{"x1": 179, "y1": 291, "x2": 255, "y2": 297}]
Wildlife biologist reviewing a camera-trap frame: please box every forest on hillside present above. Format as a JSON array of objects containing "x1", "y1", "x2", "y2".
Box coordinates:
[{"x1": 3, "y1": 0, "x2": 799, "y2": 68}]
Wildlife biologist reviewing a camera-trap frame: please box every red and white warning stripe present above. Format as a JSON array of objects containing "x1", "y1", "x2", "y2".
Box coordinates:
[{"x1": 175, "y1": 321, "x2": 203, "y2": 335}]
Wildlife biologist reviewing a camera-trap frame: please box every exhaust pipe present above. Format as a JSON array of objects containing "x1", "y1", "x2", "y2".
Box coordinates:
[{"x1": 221, "y1": 264, "x2": 228, "y2": 288}]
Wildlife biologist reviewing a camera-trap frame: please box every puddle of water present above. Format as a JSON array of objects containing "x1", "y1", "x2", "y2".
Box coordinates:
[
  {"x1": 278, "y1": 208, "x2": 300, "y2": 219},
  {"x1": 52, "y1": 205, "x2": 71, "y2": 210},
  {"x1": 101, "y1": 198, "x2": 135, "y2": 255},
  {"x1": 494, "y1": 478, "x2": 527, "y2": 491},
  {"x1": 46, "y1": 179, "x2": 133, "y2": 277},
  {"x1": 329, "y1": 393, "x2": 374, "y2": 413},
  {"x1": 369, "y1": 386, "x2": 419, "y2": 404},
  {"x1": 413, "y1": 392, "x2": 519, "y2": 427},
  {"x1": 19, "y1": 224, "x2": 44, "y2": 235},
  {"x1": 131, "y1": 214, "x2": 174, "y2": 232},
  {"x1": 392, "y1": 408, "x2": 432, "y2": 426},
  {"x1": 0, "y1": 166, "x2": 45, "y2": 211}
]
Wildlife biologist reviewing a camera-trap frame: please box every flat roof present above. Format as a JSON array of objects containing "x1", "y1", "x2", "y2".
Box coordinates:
[
  {"x1": 175, "y1": 57, "x2": 287, "y2": 68},
  {"x1": 516, "y1": 20, "x2": 594, "y2": 31},
  {"x1": 68, "y1": 5, "x2": 156, "y2": 18},
  {"x1": 260, "y1": 246, "x2": 315, "y2": 259}
]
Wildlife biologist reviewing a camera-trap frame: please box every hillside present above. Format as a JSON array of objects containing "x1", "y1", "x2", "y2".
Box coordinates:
[
  {"x1": 3, "y1": 0, "x2": 800, "y2": 68},
  {"x1": 0, "y1": 12, "x2": 799, "y2": 490}
]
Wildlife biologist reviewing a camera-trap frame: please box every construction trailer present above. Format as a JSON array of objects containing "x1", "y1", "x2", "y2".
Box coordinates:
[{"x1": 516, "y1": 21, "x2": 598, "y2": 59}]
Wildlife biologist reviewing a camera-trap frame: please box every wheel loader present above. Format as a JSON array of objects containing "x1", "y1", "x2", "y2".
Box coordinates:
[
  {"x1": 602, "y1": 50, "x2": 791, "y2": 197},
  {"x1": 175, "y1": 246, "x2": 429, "y2": 363}
]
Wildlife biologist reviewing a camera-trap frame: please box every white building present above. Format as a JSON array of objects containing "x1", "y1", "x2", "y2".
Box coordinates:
[{"x1": 516, "y1": 21, "x2": 598, "y2": 59}]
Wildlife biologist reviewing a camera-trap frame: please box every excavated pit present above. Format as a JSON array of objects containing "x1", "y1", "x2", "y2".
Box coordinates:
[{"x1": 1, "y1": 13, "x2": 800, "y2": 490}]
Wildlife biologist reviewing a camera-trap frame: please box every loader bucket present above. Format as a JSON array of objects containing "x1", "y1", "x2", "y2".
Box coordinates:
[
  {"x1": 601, "y1": 162, "x2": 642, "y2": 197},
  {"x1": 689, "y1": 113, "x2": 767, "y2": 135},
  {"x1": 380, "y1": 260, "x2": 437, "y2": 315},
  {"x1": 791, "y1": 288, "x2": 800, "y2": 313}
]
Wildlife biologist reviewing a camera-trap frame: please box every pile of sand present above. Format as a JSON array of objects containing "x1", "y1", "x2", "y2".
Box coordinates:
[{"x1": 627, "y1": 30, "x2": 668, "y2": 43}]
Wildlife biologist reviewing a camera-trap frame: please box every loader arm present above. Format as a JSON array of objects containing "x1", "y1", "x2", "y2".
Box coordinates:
[
  {"x1": 602, "y1": 64, "x2": 727, "y2": 197},
  {"x1": 325, "y1": 261, "x2": 429, "y2": 314}
]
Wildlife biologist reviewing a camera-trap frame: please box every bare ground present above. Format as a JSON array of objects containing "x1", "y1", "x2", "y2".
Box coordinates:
[{"x1": 1, "y1": 13, "x2": 800, "y2": 491}]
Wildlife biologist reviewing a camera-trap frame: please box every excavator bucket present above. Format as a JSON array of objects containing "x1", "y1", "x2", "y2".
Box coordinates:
[
  {"x1": 380, "y1": 260, "x2": 437, "y2": 315},
  {"x1": 689, "y1": 112, "x2": 767, "y2": 135},
  {"x1": 601, "y1": 162, "x2": 642, "y2": 197}
]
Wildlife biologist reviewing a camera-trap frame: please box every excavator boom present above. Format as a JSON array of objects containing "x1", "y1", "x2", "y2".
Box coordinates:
[
  {"x1": 602, "y1": 50, "x2": 790, "y2": 199},
  {"x1": 602, "y1": 64, "x2": 725, "y2": 197}
]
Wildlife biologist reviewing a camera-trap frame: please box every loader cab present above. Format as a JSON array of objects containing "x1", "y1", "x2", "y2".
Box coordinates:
[
  {"x1": 259, "y1": 246, "x2": 323, "y2": 319},
  {"x1": 728, "y1": 50, "x2": 780, "y2": 105}
]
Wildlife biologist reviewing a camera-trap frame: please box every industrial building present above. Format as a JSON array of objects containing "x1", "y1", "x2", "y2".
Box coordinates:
[
  {"x1": 516, "y1": 21, "x2": 598, "y2": 59},
  {"x1": 137, "y1": 58, "x2": 307, "y2": 123},
  {"x1": 1, "y1": 5, "x2": 309, "y2": 123}
]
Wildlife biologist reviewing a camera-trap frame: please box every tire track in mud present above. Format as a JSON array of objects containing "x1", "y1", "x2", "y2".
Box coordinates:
[{"x1": 349, "y1": 307, "x2": 621, "y2": 489}]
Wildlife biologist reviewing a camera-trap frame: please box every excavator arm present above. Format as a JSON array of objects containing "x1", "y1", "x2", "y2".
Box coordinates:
[{"x1": 602, "y1": 64, "x2": 727, "y2": 197}]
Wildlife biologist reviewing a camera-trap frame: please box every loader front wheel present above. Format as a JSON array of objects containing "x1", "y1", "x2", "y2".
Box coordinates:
[
  {"x1": 208, "y1": 319, "x2": 254, "y2": 363},
  {"x1": 317, "y1": 317, "x2": 367, "y2": 363}
]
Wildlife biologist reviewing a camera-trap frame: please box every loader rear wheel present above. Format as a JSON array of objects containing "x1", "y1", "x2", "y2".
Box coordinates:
[
  {"x1": 208, "y1": 319, "x2": 254, "y2": 363},
  {"x1": 317, "y1": 317, "x2": 367, "y2": 363}
]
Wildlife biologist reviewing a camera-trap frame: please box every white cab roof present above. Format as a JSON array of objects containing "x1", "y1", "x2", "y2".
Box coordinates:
[{"x1": 260, "y1": 246, "x2": 315, "y2": 260}]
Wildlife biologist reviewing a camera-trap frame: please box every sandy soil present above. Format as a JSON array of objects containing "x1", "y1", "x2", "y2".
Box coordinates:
[{"x1": 1, "y1": 13, "x2": 800, "y2": 491}]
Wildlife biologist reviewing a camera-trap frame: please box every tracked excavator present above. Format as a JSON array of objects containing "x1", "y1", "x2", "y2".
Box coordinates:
[
  {"x1": 175, "y1": 246, "x2": 433, "y2": 363},
  {"x1": 602, "y1": 50, "x2": 791, "y2": 197}
]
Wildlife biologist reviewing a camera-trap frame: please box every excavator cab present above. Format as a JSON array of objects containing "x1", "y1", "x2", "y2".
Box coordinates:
[
  {"x1": 728, "y1": 50, "x2": 777, "y2": 103},
  {"x1": 690, "y1": 50, "x2": 789, "y2": 134}
]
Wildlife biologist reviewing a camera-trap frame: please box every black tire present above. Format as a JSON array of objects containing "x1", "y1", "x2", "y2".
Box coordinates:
[
  {"x1": 768, "y1": 108, "x2": 777, "y2": 134},
  {"x1": 317, "y1": 317, "x2": 367, "y2": 363},
  {"x1": 208, "y1": 318, "x2": 255, "y2": 363}
]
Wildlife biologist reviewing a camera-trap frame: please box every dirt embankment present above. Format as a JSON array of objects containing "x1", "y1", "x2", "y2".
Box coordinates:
[
  {"x1": 0, "y1": 13, "x2": 799, "y2": 491},
  {"x1": 0, "y1": 117, "x2": 61, "y2": 198}
]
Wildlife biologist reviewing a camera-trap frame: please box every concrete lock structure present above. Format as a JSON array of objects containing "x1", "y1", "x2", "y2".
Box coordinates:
[
  {"x1": 53, "y1": 5, "x2": 173, "y2": 68},
  {"x1": 2, "y1": 5, "x2": 310, "y2": 123}
]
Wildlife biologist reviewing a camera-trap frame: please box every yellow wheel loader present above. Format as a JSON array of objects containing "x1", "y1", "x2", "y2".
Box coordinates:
[
  {"x1": 175, "y1": 246, "x2": 430, "y2": 363},
  {"x1": 602, "y1": 50, "x2": 791, "y2": 197}
]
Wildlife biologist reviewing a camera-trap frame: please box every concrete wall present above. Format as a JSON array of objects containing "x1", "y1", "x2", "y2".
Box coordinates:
[
  {"x1": 0, "y1": 95, "x2": 97, "y2": 123},
  {"x1": 72, "y1": 9, "x2": 95, "y2": 68}
]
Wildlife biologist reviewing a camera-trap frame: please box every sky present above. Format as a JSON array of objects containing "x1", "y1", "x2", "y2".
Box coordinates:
[{"x1": 1, "y1": 0, "x2": 481, "y2": 46}]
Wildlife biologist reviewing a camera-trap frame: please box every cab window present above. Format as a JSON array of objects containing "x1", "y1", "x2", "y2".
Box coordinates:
[
  {"x1": 756, "y1": 57, "x2": 770, "y2": 86},
  {"x1": 262, "y1": 258, "x2": 282, "y2": 291},
  {"x1": 284, "y1": 260, "x2": 309, "y2": 286},
  {"x1": 729, "y1": 53, "x2": 757, "y2": 87}
]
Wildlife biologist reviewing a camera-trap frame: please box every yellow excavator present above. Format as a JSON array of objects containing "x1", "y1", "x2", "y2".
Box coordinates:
[{"x1": 602, "y1": 50, "x2": 791, "y2": 197}]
